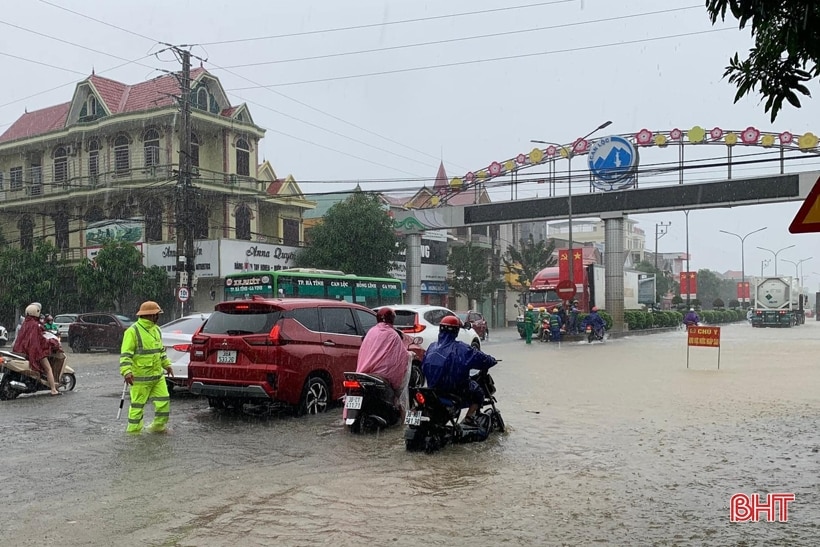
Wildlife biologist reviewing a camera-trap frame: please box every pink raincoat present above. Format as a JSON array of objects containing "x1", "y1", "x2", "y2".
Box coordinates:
[{"x1": 355, "y1": 323, "x2": 413, "y2": 414}]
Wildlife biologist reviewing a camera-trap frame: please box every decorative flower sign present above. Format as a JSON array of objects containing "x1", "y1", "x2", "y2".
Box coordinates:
[
  {"x1": 725, "y1": 132, "x2": 738, "y2": 146},
  {"x1": 741, "y1": 127, "x2": 760, "y2": 145},
  {"x1": 670, "y1": 128, "x2": 682, "y2": 141},
  {"x1": 779, "y1": 131, "x2": 794, "y2": 145},
  {"x1": 530, "y1": 148, "x2": 544, "y2": 164},
  {"x1": 545, "y1": 145, "x2": 557, "y2": 158},
  {"x1": 464, "y1": 172, "x2": 474, "y2": 183},
  {"x1": 654, "y1": 134, "x2": 668, "y2": 147},
  {"x1": 635, "y1": 129, "x2": 653, "y2": 146},
  {"x1": 687, "y1": 126, "x2": 706, "y2": 143},
  {"x1": 488, "y1": 161, "x2": 502, "y2": 177},
  {"x1": 450, "y1": 177, "x2": 463, "y2": 189},
  {"x1": 798, "y1": 132, "x2": 819, "y2": 151},
  {"x1": 504, "y1": 160, "x2": 516, "y2": 172},
  {"x1": 516, "y1": 153, "x2": 527, "y2": 165},
  {"x1": 710, "y1": 127, "x2": 723, "y2": 141},
  {"x1": 761, "y1": 134, "x2": 776, "y2": 147},
  {"x1": 572, "y1": 139, "x2": 589, "y2": 154}
]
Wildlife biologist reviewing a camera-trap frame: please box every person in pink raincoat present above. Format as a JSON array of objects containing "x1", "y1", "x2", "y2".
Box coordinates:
[{"x1": 356, "y1": 307, "x2": 413, "y2": 412}]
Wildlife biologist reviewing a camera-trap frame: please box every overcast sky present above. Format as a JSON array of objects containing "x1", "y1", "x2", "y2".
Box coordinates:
[{"x1": 3, "y1": 1, "x2": 820, "y2": 287}]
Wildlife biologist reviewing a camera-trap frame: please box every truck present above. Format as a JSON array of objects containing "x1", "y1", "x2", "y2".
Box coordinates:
[
  {"x1": 515, "y1": 264, "x2": 641, "y2": 338},
  {"x1": 750, "y1": 276, "x2": 805, "y2": 328}
]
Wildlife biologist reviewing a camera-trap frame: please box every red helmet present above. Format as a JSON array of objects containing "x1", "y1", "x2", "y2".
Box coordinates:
[
  {"x1": 439, "y1": 315, "x2": 461, "y2": 334},
  {"x1": 376, "y1": 307, "x2": 395, "y2": 325}
]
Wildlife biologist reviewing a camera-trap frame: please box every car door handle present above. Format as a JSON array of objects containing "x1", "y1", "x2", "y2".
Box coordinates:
[{"x1": 323, "y1": 340, "x2": 336, "y2": 346}]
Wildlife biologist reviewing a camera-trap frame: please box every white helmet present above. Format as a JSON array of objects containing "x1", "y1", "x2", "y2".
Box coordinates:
[
  {"x1": 25, "y1": 302, "x2": 41, "y2": 317},
  {"x1": 689, "y1": 307, "x2": 694, "y2": 311}
]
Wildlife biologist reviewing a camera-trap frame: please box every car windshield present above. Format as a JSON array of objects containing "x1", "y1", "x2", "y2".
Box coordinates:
[
  {"x1": 54, "y1": 315, "x2": 75, "y2": 323},
  {"x1": 116, "y1": 315, "x2": 136, "y2": 326},
  {"x1": 202, "y1": 310, "x2": 282, "y2": 335},
  {"x1": 456, "y1": 313, "x2": 468, "y2": 322}
]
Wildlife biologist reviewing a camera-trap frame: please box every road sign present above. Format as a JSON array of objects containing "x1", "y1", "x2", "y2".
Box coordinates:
[
  {"x1": 555, "y1": 279, "x2": 577, "y2": 299},
  {"x1": 178, "y1": 287, "x2": 190, "y2": 302},
  {"x1": 789, "y1": 175, "x2": 820, "y2": 233}
]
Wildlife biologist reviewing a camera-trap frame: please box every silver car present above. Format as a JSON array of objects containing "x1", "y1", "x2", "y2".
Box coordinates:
[
  {"x1": 160, "y1": 313, "x2": 211, "y2": 392},
  {"x1": 53, "y1": 313, "x2": 79, "y2": 341},
  {"x1": 381, "y1": 305, "x2": 481, "y2": 351}
]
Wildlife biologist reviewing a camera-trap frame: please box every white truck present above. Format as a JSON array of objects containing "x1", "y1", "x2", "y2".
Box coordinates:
[{"x1": 751, "y1": 276, "x2": 805, "y2": 328}]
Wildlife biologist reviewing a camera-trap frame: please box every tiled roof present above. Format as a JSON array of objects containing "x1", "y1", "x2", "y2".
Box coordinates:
[
  {"x1": 0, "y1": 102, "x2": 71, "y2": 143},
  {"x1": 0, "y1": 68, "x2": 212, "y2": 144},
  {"x1": 266, "y1": 180, "x2": 284, "y2": 196},
  {"x1": 433, "y1": 161, "x2": 448, "y2": 190}
]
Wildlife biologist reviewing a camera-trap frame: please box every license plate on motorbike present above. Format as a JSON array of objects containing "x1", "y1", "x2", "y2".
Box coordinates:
[
  {"x1": 405, "y1": 410, "x2": 422, "y2": 426},
  {"x1": 216, "y1": 350, "x2": 236, "y2": 364},
  {"x1": 345, "y1": 395, "x2": 363, "y2": 410}
]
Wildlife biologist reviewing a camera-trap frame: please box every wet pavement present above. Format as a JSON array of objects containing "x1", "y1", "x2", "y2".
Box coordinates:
[{"x1": 1, "y1": 322, "x2": 818, "y2": 546}]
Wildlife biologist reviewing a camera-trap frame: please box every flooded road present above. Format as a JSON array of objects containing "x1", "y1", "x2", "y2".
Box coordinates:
[{"x1": 1, "y1": 322, "x2": 819, "y2": 546}]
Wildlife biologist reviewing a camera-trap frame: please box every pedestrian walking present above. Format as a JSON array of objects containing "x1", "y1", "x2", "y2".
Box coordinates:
[{"x1": 119, "y1": 301, "x2": 173, "y2": 434}]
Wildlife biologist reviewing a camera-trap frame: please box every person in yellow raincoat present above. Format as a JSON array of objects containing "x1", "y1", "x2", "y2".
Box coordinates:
[{"x1": 120, "y1": 301, "x2": 173, "y2": 433}]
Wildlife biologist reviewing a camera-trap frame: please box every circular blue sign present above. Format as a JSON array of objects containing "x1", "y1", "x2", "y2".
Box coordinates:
[{"x1": 587, "y1": 135, "x2": 638, "y2": 192}]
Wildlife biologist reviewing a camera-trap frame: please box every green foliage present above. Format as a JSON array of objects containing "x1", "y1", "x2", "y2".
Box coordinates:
[
  {"x1": 448, "y1": 242, "x2": 502, "y2": 305},
  {"x1": 706, "y1": 0, "x2": 820, "y2": 121},
  {"x1": 729, "y1": 298, "x2": 740, "y2": 308},
  {"x1": 0, "y1": 240, "x2": 63, "y2": 325},
  {"x1": 502, "y1": 235, "x2": 556, "y2": 291},
  {"x1": 74, "y1": 241, "x2": 174, "y2": 314},
  {"x1": 295, "y1": 191, "x2": 396, "y2": 277},
  {"x1": 671, "y1": 295, "x2": 683, "y2": 305},
  {"x1": 713, "y1": 298, "x2": 725, "y2": 309}
]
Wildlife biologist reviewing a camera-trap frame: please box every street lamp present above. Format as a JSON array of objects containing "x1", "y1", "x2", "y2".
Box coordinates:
[
  {"x1": 757, "y1": 245, "x2": 796, "y2": 276},
  {"x1": 719, "y1": 226, "x2": 766, "y2": 307},
  {"x1": 532, "y1": 120, "x2": 612, "y2": 284},
  {"x1": 782, "y1": 257, "x2": 812, "y2": 286},
  {"x1": 760, "y1": 258, "x2": 771, "y2": 276}
]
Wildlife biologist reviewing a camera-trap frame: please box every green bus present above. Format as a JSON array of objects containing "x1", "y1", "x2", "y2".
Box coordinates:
[{"x1": 223, "y1": 268, "x2": 403, "y2": 307}]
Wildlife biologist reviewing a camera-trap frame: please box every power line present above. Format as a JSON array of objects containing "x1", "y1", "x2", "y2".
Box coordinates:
[
  {"x1": 219, "y1": 6, "x2": 703, "y2": 69},
  {"x1": 227, "y1": 27, "x2": 735, "y2": 89},
  {"x1": 0, "y1": 50, "x2": 87, "y2": 76},
  {"x1": 37, "y1": 0, "x2": 157, "y2": 43},
  {"x1": 199, "y1": 0, "x2": 575, "y2": 46}
]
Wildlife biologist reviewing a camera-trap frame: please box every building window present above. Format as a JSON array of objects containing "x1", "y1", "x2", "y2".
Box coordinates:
[
  {"x1": 88, "y1": 139, "x2": 100, "y2": 182},
  {"x1": 10, "y1": 167, "x2": 22, "y2": 191},
  {"x1": 192, "y1": 202, "x2": 209, "y2": 239},
  {"x1": 143, "y1": 129, "x2": 160, "y2": 168},
  {"x1": 197, "y1": 87, "x2": 208, "y2": 111},
  {"x1": 143, "y1": 199, "x2": 163, "y2": 242},
  {"x1": 87, "y1": 96, "x2": 97, "y2": 117},
  {"x1": 30, "y1": 164, "x2": 42, "y2": 196},
  {"x1": 54, "y1": 146, "x2": 68, "y2": 184},
  {"x1": 110, "y1": 200, "x2": 129, "y2": 220},
  {"x1": 54, "y1": 211, "x2": 69, "y2": 250},
  {"x1": 18, "y1": 215, "x2": 33, "y2": 252},
  {"x1": 236, "y1": 138, "x2": 250, "y2": 176},
  {"x1": 283, "y1": 218, "x2": 299, "y2": 246},
  {"x1": 0, "y1": 172, "x2": 4, "y2": 191},
  {"x1": 114, "y1": 135, "x2": 130, "y2": 176},
  {"x1": 190, "y1": 133, "x2": 199, "y2": 168},
  {"x1": 235, "y1": 204, "x2": 251, "y2": 240}
]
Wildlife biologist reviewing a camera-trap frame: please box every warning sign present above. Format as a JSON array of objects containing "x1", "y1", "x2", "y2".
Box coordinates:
[
  {"x1": 789, "y1": 176, "x2": 820, "y2": 233},
  {"x1": 687, "y1": 326, "x2": 720, "y2": 347}
]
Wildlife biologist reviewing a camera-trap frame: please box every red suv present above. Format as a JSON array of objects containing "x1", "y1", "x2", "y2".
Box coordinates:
[{"x1": 189, "y1": 297, "x2": 423, "y2": 414}]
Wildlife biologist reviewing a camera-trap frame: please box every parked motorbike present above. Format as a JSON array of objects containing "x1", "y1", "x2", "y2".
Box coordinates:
[
  {"x1": 0, "y1": 325, "x2": 8, "y2": 347},
  {"x1": 343, "y1": 361, "x2": 425, "y2": 433},
  {"x1": 586, "y1": 324, "x2": 605, "y2": 343},
  {"x1": 0, "y1": 349, "x2": 76, "y2": 400},
  {"x1": 539, "y1": 319, "x2": 550, "y2": 342},
  {"x1": 404, "y1": 366, "x2": 505, "y2": 453}
]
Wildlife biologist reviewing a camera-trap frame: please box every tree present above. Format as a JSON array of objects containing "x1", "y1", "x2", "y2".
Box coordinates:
[
  {"x1": 502, "y1": 235, "x2": 556, "y2": 291},
  {"x1": 75, "y1": 242, "x2": 173, "y2": 314},
  {"x1": 635, "y1": 260, "x2": 675, "y2": 302},
  {"x1": 295, "y1": 191, "x2": 396, "y2": 277},
  {"x1": 448, "y1": 242, "x2": 501, "y2": 306},
  {"x1": 0, "y1": 240, "x2": 63, "y2": 325},
  {"x1": 707, "y1": 1, "x2": 820, "y2": 121}
]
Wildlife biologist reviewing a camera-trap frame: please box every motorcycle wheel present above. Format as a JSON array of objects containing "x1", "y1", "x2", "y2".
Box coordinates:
[
  {"x1": 493, "y1": 410, "x2": 506, "y2": 433},
  {"x1": 410, "y1": 363, "x2": 425, "y2": 388},
  {"x1": 424, "y1": 434, "x2": 442, "y2": 454},
  {"x1": 58, "y1": 373, "x2": 76, "y2": 392},
  {"x1": 0, "y1": 376, "x2": 20, "y2": 400}
]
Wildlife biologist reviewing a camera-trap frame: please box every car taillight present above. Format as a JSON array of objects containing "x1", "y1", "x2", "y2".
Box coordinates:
[
  {"x1": 269, "y1": 323, "x2": 283, "y2": 345},
  {"x1": 343, "y1": 380, "x2": 361, "y2": 389},
  {"x1": 172, "y1": 344, "x2": 190, "y2": 352},
  {"x1": 414, "y1": 391, "x2": 426, "y2": 405}
]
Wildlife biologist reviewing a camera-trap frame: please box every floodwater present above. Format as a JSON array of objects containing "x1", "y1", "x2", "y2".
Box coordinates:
[{"x1": 1, "y1": 322, "x2": 819, "y2": 546}]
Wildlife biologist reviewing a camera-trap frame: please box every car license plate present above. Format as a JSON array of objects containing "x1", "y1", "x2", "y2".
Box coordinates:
[
  {"x1": 405, "y1": 411, "x2": 422, "y2": 426},
  {"x1": 216, "y1": 350, "x2": 236, "y2": 364},
  {"x1": 345, "y1": 395, "x2": 363, "y2": 410}
]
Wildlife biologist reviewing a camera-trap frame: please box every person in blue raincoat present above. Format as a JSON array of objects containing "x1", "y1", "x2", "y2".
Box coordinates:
[{"x1": 422, "y1": 315, "x2": 496, "y2": 425}]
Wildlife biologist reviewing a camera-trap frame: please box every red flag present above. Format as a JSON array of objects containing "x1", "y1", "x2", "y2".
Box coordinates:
[
  {"x1": 571, "y1": 249, "x2": 584, "y2": 283},
  {"x1": 736, "y1": 282, "x2": 743, "y2": 300},
  {"x1": 689, "y1": 272, "x2": 698, "y2": 299},
  {"x1": 679, "y1": 272, "x2": 689, "y2": 295},
  {"x1": 743, "y1": 282, "x2": 750, "y2": 301},
  {"x1": 558, "y1": 249, "x2": 569, "y2": 281}
]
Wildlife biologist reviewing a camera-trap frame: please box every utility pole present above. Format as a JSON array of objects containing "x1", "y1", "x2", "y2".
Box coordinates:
[
  {"x1": 654, "y1": 221, "x2": 670, "y2": 272},
  {"x1": 174, "y1": 47, "x2": 195, "y2": 316}
]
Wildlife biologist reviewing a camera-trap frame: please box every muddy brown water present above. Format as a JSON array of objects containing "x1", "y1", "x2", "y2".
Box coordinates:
[{"x1": 1, "y1": 323, "x2": 818, "y2": 546}]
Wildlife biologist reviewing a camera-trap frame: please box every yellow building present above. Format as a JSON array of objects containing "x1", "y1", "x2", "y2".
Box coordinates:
[{"x1": 0, "y1": 68, "x2": 314, "y2": 311}]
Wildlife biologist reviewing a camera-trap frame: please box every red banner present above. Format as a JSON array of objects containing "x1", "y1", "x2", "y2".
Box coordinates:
[
  {"x1": 679, "y1": 272, "x2": 689, "y2": 295},
  {"x1": 687, "y1": 326, "x2": 720, "y2": 347},
  {"x1": 736, "y1": 282, "x2": 751, "y2": 301},
  {"x1": 688, "y1": 271, "x2": 698, "y2": 298},
  {"x1": 558, "y1": 249, "x2": 584, "y2": 282}
]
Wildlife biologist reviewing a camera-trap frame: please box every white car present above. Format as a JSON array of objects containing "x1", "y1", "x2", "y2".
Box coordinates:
[
  {"x1": 53, "y1": 313, "x2": 79, "y2": 341},
  {"x1": 160, "y1": 312, "x2": 211, "y2": 391},
  {"x1": 382, "y1": 305, "x2": 481, "y2": 351}
]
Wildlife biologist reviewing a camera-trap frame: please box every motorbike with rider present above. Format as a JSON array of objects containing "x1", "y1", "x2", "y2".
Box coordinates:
[
  {"x1": 683, "y1": 307, "x2": 701, "y2": 328},
  {"x1": 580, "y1": 306, "x2": 606, "y2": 342}
]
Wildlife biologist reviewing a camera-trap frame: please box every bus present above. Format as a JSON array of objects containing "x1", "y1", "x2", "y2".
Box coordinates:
[{"x1": 223, "y1": 268, "x2": 403, "y2": 307}]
